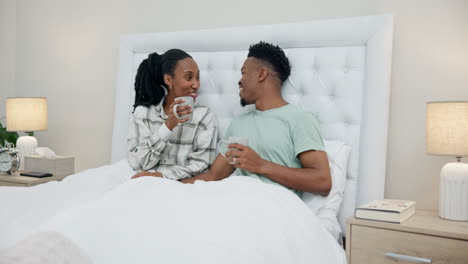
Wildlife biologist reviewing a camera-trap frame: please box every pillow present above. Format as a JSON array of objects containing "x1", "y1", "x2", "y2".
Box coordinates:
[{"x1": 301, "y1": 140, "x2": 351, "y2": 241}]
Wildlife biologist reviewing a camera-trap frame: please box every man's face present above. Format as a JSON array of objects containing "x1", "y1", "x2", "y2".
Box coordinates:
[{"x1": 238, "y1": 57, "x2": 260, "y2": 107}]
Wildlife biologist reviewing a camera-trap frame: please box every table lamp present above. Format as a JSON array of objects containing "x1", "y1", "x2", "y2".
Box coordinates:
[
  {"x1": 426, "y1": 101, "x2": 468, "y2": 221},
  {"x1": 6, "y1": 97, "x2": 48, "y2": 171}
]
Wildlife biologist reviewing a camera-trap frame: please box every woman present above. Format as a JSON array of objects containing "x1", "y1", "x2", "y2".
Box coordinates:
[{"x1": 128, "y1": 49, "x2": 217, "y2": 180}]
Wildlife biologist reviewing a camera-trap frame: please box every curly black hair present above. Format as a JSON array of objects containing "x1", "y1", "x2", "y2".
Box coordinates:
[
  {"x1": 133, "y1": 49, "x2": 192, "y2": 112},
  {"x1": 247, "y1": 41, "x2": 291, "y2": 83}
]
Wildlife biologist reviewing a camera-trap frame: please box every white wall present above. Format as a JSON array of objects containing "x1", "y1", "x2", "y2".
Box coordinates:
[
  {"x1": 382, "y1": 0, "x2": 468, "y2": 210},
  {"x1": 0, "y1": 0, "x2": 16, "y2": 119},
  {"x1": 7, "y1": 0, "x2": 468, "y2": 210}
]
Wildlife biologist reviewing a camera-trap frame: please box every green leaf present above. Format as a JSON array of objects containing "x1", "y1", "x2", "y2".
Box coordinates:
[{"x1": 0, "y1": 121, "x2": 19, "y2": 147}]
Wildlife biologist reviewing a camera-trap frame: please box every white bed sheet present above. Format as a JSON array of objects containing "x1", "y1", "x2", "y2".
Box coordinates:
[
  {"x1": 0, "y1": 160, "x2": 134, "y2": 250},
  {"x1": 37, "y1": 175, "x2": 345, "y2": 264},
  {"x1": 0, "y1": 231, "x2": 93, "y2": 264},
  {"x1": 1, "y1": 161, "x2": 345, "y2": 263}
]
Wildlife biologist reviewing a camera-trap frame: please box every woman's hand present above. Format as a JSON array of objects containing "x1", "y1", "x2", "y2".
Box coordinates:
[
  {"x1": 165, "y1": 98, "x2": 192, "y2": 130},
  {"x1": 131, "y1": 171, "x2": 164, "y2": 179}
]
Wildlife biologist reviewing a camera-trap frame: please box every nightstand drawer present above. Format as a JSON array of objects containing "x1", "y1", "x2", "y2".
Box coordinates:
[
  {"x1": 0, "y1": 181, "x2": 27, "y2": 187},
  {"x1": 350, "y1": 225, "x2": 468, "y2": 264}
]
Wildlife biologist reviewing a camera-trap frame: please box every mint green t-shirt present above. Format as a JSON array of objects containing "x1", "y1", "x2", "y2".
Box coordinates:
[{"x1": 224, "y1": 104, "x2": 324, "y2": 196}]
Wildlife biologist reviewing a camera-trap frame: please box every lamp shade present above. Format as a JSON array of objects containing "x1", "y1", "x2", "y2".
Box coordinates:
[
  {"x1": 426, "y1": 101, "x2": 468, "y2": 156},
  {"x1": 6, "y1": 97, "x2": 48, "y2": 132}
]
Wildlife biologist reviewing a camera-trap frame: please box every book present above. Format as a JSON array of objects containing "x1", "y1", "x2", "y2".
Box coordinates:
[{"x1": 355, "y1": 199, "x2": 416, "y2": 223}]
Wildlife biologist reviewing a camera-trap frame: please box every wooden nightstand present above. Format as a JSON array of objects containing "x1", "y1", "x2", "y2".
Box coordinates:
[
  {"x1": 0, "y1": 171, "x2": 71, "y2": 187},
  {"x1": 346, "y1": 210, "x2": 468, "y2": 264}
]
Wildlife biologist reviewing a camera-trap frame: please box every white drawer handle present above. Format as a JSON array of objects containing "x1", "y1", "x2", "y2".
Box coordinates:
[{"x1": 385, "y1": 252, "x2": 432, "y2": 263}]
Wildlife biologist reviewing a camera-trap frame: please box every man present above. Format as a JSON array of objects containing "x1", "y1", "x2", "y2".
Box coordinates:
[{"x1": 182, "y1": 41, "x2": 331, "y2": 197}]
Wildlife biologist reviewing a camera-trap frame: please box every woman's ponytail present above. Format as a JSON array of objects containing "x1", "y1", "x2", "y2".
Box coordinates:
[
  {"x1": 133, "y1": 49, "x2": 192, "y2": 112},
  {"x1": 133, "y1": 53, "x2": 166, "y2": 111}
]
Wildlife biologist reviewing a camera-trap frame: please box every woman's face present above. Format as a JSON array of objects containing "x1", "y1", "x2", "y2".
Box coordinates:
[{"x1": 165, "y1": 57, "x2": 200, "y2": 100}]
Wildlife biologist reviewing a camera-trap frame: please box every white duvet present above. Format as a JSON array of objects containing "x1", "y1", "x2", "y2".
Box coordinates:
[
  {"x1": 0, "y1": 160, "x2": 346, "y2": 264},
  {"x1": 0, "y1": 160, "x2": 134, "y2": 250}
]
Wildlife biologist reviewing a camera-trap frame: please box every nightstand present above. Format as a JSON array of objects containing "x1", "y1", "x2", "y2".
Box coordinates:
[
  {"x1": 0, "y1": 171, "x2": 71, "y2": 187},
  {"x1": 346, "y1": 210, "x2": 468, "y2": 264}
]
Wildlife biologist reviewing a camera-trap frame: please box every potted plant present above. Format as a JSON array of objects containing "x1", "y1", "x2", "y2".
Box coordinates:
[{"x1": 0, "y1": 117, "x2": 19, "y2": 147}]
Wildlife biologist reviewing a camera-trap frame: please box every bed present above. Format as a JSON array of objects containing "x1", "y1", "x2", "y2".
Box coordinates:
[{"x1": 0, "y1": 14, "x2": 393, "y2": 263}]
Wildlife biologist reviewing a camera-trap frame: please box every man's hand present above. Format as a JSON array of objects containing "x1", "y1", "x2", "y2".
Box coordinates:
[
  {"x1": 131, "y1": 171, "x2": 164, "y2": 179},
  {"x1": 225, "y1": 143, "x2": 268, "y2": 174},
  {"x1": 225, "y1": 144, "x2": 332, "y2": 196}
]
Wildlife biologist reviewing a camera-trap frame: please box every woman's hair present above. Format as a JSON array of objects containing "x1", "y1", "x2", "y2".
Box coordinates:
[{"x1": 133, "y1": 49, "x2": 192, "y2": 111}]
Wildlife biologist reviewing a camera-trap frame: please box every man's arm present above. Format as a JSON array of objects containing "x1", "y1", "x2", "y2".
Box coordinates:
[
  {"x1": 131, "y1": 171, "x2": 163, "y2": 179},
  {"x1": 180, "y1": 154, "x2": 235, "y2": 184},
  {"x1": 226, "y1": 143, "x2": 332, "y2": 196}
]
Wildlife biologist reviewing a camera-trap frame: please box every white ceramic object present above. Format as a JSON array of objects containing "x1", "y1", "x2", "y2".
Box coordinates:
[
  {"x1": 439, "y1": 161, "x2": 468, "y2": 221},
  {"x1": 16, "y1": 136, "x2": 38, "y2": 171}
]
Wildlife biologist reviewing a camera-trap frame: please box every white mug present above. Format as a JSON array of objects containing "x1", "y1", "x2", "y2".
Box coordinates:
[
  {"x1": 217, "y1": 137, "x2": 249, "y2": 164},
  {"x1": 172, "y1": 96, "x2": 194, "y2": 121}
]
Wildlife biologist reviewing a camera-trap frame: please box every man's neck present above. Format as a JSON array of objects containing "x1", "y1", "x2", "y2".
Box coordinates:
[{"x1": 255, "y1": 92, "x2": 288, "y2": 111}]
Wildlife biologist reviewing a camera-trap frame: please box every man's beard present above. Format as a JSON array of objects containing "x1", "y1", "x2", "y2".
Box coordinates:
[{"x1": 240, "y1": 98, "x2": 247, "y2": 107}]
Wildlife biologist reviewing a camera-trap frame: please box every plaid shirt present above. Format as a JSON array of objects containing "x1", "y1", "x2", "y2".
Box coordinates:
[{"x1": 127, "y1": 98, "x2": 217, "y2": 180}]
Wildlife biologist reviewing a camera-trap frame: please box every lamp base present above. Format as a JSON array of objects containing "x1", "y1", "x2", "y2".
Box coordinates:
[
  {"x1": 16, "y1": 136, "x2": 38, "y2": 171},
  {"x1": 439, "y1": 162, "x2": 468, "y2": 221}
]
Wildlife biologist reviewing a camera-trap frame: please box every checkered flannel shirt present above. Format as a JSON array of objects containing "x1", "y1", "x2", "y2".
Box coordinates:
[{"x1": 127, "y1": 99, "x2": 217, "y2": 180}]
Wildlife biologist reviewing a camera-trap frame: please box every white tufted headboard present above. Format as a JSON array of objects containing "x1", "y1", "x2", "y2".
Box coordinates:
[{"x1": 111, "y1": 15, "x2": 393, "y2": 232}]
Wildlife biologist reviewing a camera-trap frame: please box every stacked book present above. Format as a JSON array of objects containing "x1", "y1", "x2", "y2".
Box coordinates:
[{"x1": 355, "y1": 199, "x2": 416, "y2": 224}]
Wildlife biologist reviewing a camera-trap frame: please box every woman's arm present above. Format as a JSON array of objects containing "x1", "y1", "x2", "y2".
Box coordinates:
[
  {"x1": 127, "y1": 107, "x2": 169, "y2": 171},
  {"x1": 158, "y1": 110, "x2": 218, "y2": 180}
]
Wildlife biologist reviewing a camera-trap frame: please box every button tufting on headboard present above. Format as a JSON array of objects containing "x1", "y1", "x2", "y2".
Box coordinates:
[{"x1": 112, "y1": 15, "x2": 393, "y2": 234}]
